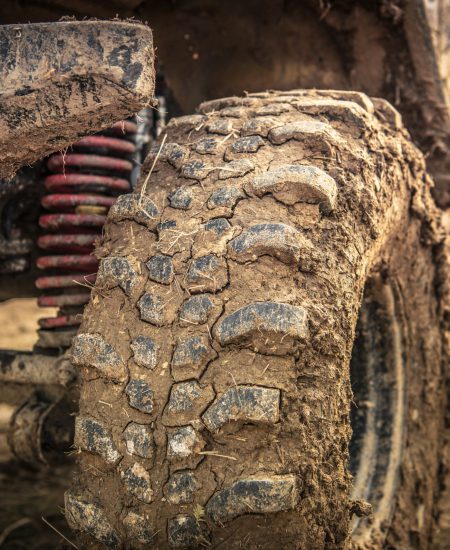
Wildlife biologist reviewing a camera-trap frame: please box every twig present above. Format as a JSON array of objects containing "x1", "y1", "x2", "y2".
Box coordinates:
[
  {"x1": 41, "y1": 516, "x2": 78, "y2": 549},
  {"x1": 139, "y1": 133, "x2": 167, "y2": 203},
  {"x1": 198, "y1": 451, "x2": 237, "y2": 460},
  {"x1": 0, "y1": 518, "x2": 32, "y2": 547}
]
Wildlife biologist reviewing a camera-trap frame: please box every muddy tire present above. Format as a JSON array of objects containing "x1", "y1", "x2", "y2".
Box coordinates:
[{"x1": 66, "y1": 90, "x2": 447, "y2": 549}]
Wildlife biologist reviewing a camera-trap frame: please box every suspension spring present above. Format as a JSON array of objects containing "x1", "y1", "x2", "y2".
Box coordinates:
[{"x1": 35, "y1": 121, "x2": 138, "y2": 341}]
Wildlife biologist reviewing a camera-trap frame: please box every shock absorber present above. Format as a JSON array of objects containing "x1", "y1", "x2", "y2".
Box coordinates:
[{"x1": 35, "y1": 120, "x2": 139, "y2": 346}]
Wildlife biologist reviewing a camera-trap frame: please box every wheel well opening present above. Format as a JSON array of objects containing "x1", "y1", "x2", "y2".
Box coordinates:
[{"x1": 349, "y1": 277, "x2": 406, "y2": 543}]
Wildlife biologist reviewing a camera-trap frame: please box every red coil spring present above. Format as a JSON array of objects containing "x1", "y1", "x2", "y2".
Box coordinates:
[{"x1": 36, "y1": 121, "x2": 137, "y2": 333}]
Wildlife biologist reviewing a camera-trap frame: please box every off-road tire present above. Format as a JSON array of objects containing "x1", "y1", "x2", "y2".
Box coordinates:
[{"x1": 66, "y1": 90, "x2": 447, "y2": 549}]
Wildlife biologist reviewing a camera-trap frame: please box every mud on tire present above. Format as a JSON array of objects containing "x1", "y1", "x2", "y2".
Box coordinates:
[{"x1": 66, "y1": 90, "x2": 447, "y2": 549}]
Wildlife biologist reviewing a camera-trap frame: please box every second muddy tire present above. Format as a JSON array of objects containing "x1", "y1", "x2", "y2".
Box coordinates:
[{"x1": 66, "y1": 90, "x2": 447, "y2": 549}]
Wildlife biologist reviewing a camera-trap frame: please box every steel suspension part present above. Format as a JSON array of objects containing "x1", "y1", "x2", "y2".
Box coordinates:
[{"x1": 35, "y1": 116, "x2": 153, "y2": 348}]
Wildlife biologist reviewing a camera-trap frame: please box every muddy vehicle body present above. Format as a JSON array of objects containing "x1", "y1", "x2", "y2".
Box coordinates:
[{"x1": 0, "y1": 1, "x2": 449, "y2": 549}]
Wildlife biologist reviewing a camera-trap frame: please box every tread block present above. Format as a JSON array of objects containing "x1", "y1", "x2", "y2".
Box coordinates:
[
  {"x1": 148, "y1": 142, "x2": 187, "y2": 169},
  {"x1": 157, "y1": 219, "x2": 177, "y2": 235},
  {"x1": 109, "y1": 193, "x2": 159, "y2": 229},
  {"x1": 218, "y1": 158, "x2": 254, "y2": 179},
  {"x1": 125, "y1": 379, "x2": 154, "y2": 413},
  {"x1": 124, "y1": 511, "x2": 155, "y2": 545},
  {"x1": 146, "y1": 254, "x2": 174, "y2": 284},
  {"x1": 167, "y1": 380, "x2": 203, "y2": 413},
  {"x1": 137, "y1": 292, "x2": 165, "y2": 326},
  {"x1": 169, "y1": 186, "x2": 193, "y2": 210},
  {"x1": 167, "y1": 426, "x2": 205, "y2": 459},
  {"x1": 228, "y1": 222, "x2": 312, "y2": 265},
  {"x1": 75, "y1": 416, "x2": 121, "y2": 464},
  {"x1": 123, "y1": 422, "x2": 154, "y2": 459},
  {"x1": 165, "y1": 381, "x2": 215, "y2": 426},
  {"x1": 246, "y1": 164, "x2": 337, "y2": 214},
  {"x1": 293, "y1": 98, "x2": 368, "y2": 126},
  {"x1": 120, "y1": 462, "x2": 154, "y2": 503},
  {"x1": 268, "y1": 120, "x2": 338, "y2": 145},
  {"x1": 203, "y1": 218, "x2": 232, "y2": 235},
  {"x1": 241, "y1": 117, "x2": 279, "y2": 137},
  {"x1": 165, "y1": 471, "x2": 200, "y2": 504},
  {"x1": 167, "y1": 114, "x2": 206, "y2": 130},
  {"x1": 65, "y1": 492, "x2": 121, "y2": 548},
  {"x1": 198, "y1": 96, "x2": 256, "y2": 113},
  {"x1": 72, "y1": 333, "x2": 127, "y2": 383},
  {"x1": 220, "y1": 106, "x2": 245, "y2": 118},
  {"x1": 215, "y1": 302, "x2": 308, "y2": 354},
  {"x1": 317, "y1": 90, "x2": 374, "y2": 113},
  {"x1": 181, "y1": 159, "x2": 210, "y2": 180},
  {"x1": 180, "y1": 294, "x2": 214, "y2": 324},
  {"x1": 255, "y1": 103, "x2": 293, "y2": 116},
  {"x1": 372, "y1": 97, "x2": 402, "y2": 129},
  {"x1": 206, "y1": 119, "x2": 234, "y2": 135},
  {"x1": 206, "y1": 474, "x2": 297, "y2": 522},
  {"x1": 97, "y1": 256, "x2": 139, "y2": 295},
  {"x1": 172, "y1": 335, "x2": 216, "y2": 380},
  {"x1": 231, "y1": 135, "x2": 265, "y2": 154},
  {"x1": 194, "y1": 137, "x2": 219, "y2": 155},
  {"x1": 130, "y1": 335, "x2": 158, "y2": 369},
  {"x1": 168, "y1": 515, "x2": 202, "y2": 548},
  {"x1": 186, "y1": 254, "x2": 228, "y2": 292},
  {"x1": 202, "y1": 386, "x2": 280, "y2": 432},
  {"x1": 208, "y1": 186, "x2": 244, "y2": 209}
]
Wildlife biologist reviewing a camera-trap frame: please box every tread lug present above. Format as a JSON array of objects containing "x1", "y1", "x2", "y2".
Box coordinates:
[
  {"x1": 202, "y1": 385, "x2": 280, "y2": 432},
  {"x1": 125, "y1": 379, "x2": 155, "y2": 413},
  {"x1": 203, "y1": 218, "x2": 232, "y2": 235},
  {"x1": 75, "y1": 416, "x2": 121, "y2": 464},
  {"x1": 97, "y1": 256, "x2": 139, "y2": 295},
  {"x1": 72, "y1": 333, "x2": 127, "y2": 382},
  {"x1": 181, "y1": 159, "x2": 210, "y2": 180},
  {"x1": 186, "y1": 254, "x2": 228, "y2": 292},
  {"x1": 123, "y1": 422, "x2": 154, "y2": 459},
  {"x1": 206, "y1": 474, "x2": 297, "y2": 522},
  {"x1": 268, "y1": 120, "x2": 338, "y2": 145},
  {"x1": 168, "y1": 515, "x2": 202, "y2": 547},
  {"x1": 179, "y1": 294, "x2": 214, "y2": 324},
  {"x1": 109, "y1": 193, "x2": 159, "y2": 229},
  {"x1": 65, "y1": 491, "x2": 121, "y2": 548},
  {"x1": 169, "y1": 186, "x2": 193, "y2": 210},
  {"x1": 120, "y1": 462, "x2": 154, "y2": 503},
  {"x1": 218, "y1": 158, "x2": 254, "y2": 179},
  {"x1": 167, "y1": 426, "x2": 205, "y2": 459},
  {"x1": 148, "y1": 142, "x2": 187, "y2": 169},
  {"x1": 130, "y1": 335, "x2": 158, "y2": 369},
  {"x1": 208, "y1": 186, "x2": 244, "y2": 209},
  {"x1": 230, "y1": 135, "x2": 265, "y2": 154},
  {"x1": 194, "y1": 137, "x2": 219, "y2": 154},
  {"x1": 215, "y1": 302, "x2": 308, "y2": 354},
  {"x1": 206, "y1": 119, "x2": 234, "y2": 135},
  {"x1": 165, "y1": 471, "x2": 200, "y2": 504},
  {"x1": 241, "y1": 117, "x2": 279, "y2": 137},
  {"x1": 255, "y1": 103, "x2": 292, "y2": 116},
  {"x1": 146, "y1": 254, "x2": 174, "y2": 284},
  {"x1": 124, "y1": 511, "x2": 155, "y2": 544},
  {"x1": 246, "y1": 164, "x2": 337, "y2": 213},
  {"x1": 172, "y1": 335, "x2": 216, "y2": 380},
  {"x1": 137, "y1": 292, "x2": 166, "y2": 326},
  {"x1": 228, "y1": 222, "x2": 313, "y2": 266}
]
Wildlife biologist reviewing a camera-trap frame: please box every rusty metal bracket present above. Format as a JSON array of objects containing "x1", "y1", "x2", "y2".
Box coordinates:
[
  {"x1": 0, "y1": 349, "x2": 76, "y2": 386},
  {"x1": 7, "y1": 392, "x2": 75, "y2": 464}
]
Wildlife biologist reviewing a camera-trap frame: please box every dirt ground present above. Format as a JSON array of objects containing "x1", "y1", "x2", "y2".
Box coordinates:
[{"x1": 0, "y1": 298, "x2": 448, "y2": 549}]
